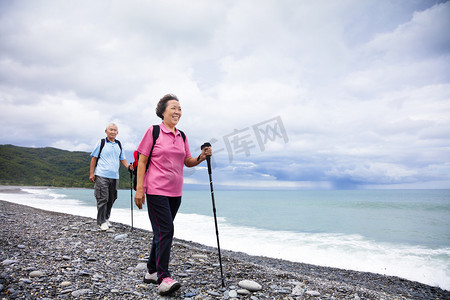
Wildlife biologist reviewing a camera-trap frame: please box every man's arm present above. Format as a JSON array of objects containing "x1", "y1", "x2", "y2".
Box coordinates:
[
  {"x1": 89, "y1": 157, "x2": 97, "y2": 183},
  {"x1": 120, "y1": 159, "x2": 133, "y2": 170}
]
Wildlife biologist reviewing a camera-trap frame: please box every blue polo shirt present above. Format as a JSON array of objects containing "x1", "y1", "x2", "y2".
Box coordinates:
[{"x1": 90, "y1": 138, "x2": 126, "y2": 179}]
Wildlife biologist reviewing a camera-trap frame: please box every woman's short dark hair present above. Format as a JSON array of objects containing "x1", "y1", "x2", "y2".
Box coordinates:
[{"x1": 156, "y1": 94, "x2": 179, "y2": 119}]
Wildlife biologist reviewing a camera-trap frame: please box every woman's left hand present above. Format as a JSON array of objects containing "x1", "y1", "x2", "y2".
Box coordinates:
[{"x1": 199, "y1": 146, "x2": 212, "y2": 161}]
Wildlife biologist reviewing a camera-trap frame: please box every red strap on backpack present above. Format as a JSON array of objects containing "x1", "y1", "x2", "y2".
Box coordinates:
[{"x1": 133, "y1": 151, "x2": 139, "y2": 170}]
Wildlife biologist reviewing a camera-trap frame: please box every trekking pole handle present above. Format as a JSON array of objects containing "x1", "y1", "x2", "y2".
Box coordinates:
[{"x1": 201, "y1": 142, "x2": 212, "y2": 174}]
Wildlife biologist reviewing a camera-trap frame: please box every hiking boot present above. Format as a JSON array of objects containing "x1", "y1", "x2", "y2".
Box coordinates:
[
  {"x1": 143, "y1": 271, "x2": 158, "y2": 284},
  {"x1": 158, "y1": 277, "x2": 181, "y2": 295},
  {"x1": 100, "y1": 222, "x2": 109, "y2": 231}
]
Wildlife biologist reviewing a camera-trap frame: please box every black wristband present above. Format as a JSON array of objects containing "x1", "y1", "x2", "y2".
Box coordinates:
[{"x1": 197, "y1": 155, "x2": 201, "y2": 162}]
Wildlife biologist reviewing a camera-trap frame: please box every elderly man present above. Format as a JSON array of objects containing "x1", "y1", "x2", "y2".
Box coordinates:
[{"x1": 89, "y1": 123, "x2": 132, "y2": 230}]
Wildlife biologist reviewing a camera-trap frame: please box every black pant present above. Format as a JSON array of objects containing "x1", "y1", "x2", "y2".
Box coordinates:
[
  {"x1": 94, "y1": 176, "x2": 118, "y2": 225},
  {"x1": 146, "y1": 194, "x2": 181, "y2": 282}
]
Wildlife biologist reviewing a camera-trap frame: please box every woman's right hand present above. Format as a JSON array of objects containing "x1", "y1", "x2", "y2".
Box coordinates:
[{"x1": 134, "y1": 190, "x2": 145, "y2": 209}]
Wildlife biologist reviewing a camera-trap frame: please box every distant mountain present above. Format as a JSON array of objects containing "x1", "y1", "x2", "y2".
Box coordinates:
[{"x1": 0, "y1": 144, "x2": 131, "y2": 189}]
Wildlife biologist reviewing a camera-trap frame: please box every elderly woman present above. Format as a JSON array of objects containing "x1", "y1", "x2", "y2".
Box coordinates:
[{"x1": 134, "y1": 94, "x2": 211, "y2": 296}]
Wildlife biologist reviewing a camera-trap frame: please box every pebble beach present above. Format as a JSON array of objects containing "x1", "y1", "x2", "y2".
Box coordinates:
[{"x1": 1, "y1": 199, "x2": 449, "y2": 299}]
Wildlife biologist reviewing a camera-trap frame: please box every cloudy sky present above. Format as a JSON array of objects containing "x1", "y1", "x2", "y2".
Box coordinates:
[{"x1": 1, "y1": 0, "x2": 449, "y2": 189}]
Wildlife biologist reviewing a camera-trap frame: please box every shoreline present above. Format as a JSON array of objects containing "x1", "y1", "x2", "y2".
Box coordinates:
[{"x1": 1, "y1": 200, "x2": 449, "y2": 299}]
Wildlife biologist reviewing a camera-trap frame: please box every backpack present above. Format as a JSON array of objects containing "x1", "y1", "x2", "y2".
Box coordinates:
[
  {"x1": 96, "y1": 138, "x2": 122, "y2": 167},
  {"x1": 132, "y1": 125, "x2": 186, "y2": 190}
]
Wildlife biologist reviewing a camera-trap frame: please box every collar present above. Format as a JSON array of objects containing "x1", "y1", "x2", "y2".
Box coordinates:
[
  {"x1": 105, "y1": 137, "x2": 116, "y2": 143},
  {"x1": 160, "y1": 122, "x2": 180, "y2": 136}
]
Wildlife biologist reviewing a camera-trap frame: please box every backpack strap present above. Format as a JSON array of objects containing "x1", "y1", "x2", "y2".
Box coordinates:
[
  {"x1": 116, "y1": 140, "x2": 123, "y2": 155},
  {"x1": 179, "y1": 129, "x2": 186, "y2": 143},
  {"x1": 95, "y1": 139, "x2": 106, "y2": 167},
  {"x1": 145, "y1": 125, "x2": 160, "y2": 171},
  {"x1": 98, "y1": 139, "x2": 105, "y2": 159}
]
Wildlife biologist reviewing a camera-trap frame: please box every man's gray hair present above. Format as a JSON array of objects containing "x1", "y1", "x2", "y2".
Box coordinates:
[{"x1": 106, "y1": 123, "x2": 118, "y2": 130}]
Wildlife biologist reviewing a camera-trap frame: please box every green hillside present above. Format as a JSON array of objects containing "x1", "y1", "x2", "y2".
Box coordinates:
[{"x1": 0, "y1": 144, "x2": 131, "y2": 189}]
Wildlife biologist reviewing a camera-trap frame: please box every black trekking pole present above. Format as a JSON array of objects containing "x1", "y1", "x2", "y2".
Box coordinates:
[
  {"x1": 129, "y1": 168, "x2": 134, "y2": 231},
  {"x1": 201, "y1": 142, "x2": 225, "y2": 287}
]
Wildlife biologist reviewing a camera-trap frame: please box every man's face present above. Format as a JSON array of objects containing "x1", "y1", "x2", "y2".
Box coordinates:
[{"x1": 105, "y1": 125, "x2": 118, "y2": 141}]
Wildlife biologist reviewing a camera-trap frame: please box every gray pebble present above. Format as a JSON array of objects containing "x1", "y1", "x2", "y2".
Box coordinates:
[
  {"x1": 237, "y1": 289, "x2": 251, "y2": 295},
  {"x1": 137, "y1": 283, "x2": 149, "y2": 289},
  {"x1": 114, "y1": 233, "x2": 128, "y2": 241},
  {"x1": 207, "y1": 290, "x2": 221, "y2": 296},
  {"x1": 136, "y1": 262, "x2": 147, "y2": 271},
  {"x1": 306, "y1": 290, "x2": 321, "y2": 296},
  {"x1": 61, "y1": 281, "x2": 72, "y2": 287},
  {"x1": 19, "y1": 278, "x2": 32, "y2": 284},
  {"x1": 71, "y1": 288, "x2": 91, "y2": 297},
  {"x1": 2, "y1": 259, "x2": 18, "y2": 265},
  {"x1": 29, "y1": 270, "x2": 45, "y2": 278},
  {"x1": 238, "y1": 279, "x2": 262, "y2": 292},
  {"x1": 277, "y1": 288, "x2": 291, "y2": 294},
  {"x1": 79, "y1": 270, "x2": 90, "y2": 276},
  {"x1": 292, "y1": 285, "x2": 305, "y2": 296}
]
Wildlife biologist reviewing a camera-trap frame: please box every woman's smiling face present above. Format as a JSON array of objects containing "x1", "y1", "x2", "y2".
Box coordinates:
[{"x1": 163, "y1": 99, "x2": 182, "y2": 127}]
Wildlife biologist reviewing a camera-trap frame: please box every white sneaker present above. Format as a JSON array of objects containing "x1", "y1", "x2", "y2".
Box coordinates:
[
  {"x1": 100, "y1": 222, "x2": 109, "y2": 231},
  {"x1": 106, "y1": 219, "x2": 111, "y2": 227},
  {"x1": 158, "y1": 277, "x2": 181, "y2": 295},
  {"x1": 143, "y1": 271, "x2": 158, "y2": 284}
]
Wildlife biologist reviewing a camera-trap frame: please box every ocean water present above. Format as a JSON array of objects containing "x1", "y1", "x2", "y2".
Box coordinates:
[{"x1": 0, "y1": 187, "x2": 449, "y2": 291}]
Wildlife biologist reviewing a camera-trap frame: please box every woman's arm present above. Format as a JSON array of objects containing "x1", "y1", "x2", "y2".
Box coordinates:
[
  {"x1": 184, "y1": 146, "x2": 212, "y2": 167},
  {"x1": 134, "y1": 154, "x2": 148, "y2": 209}
]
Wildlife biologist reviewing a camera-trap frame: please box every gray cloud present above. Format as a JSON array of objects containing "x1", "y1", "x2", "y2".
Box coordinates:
[{"x1": 0, "y1": 0, "x2": 449, "y2": 189}]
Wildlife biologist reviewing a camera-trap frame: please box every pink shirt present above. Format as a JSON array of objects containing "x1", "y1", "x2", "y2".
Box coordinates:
[{"x1": 137, "y1": 123, "x2": 192, "y2": 197}]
